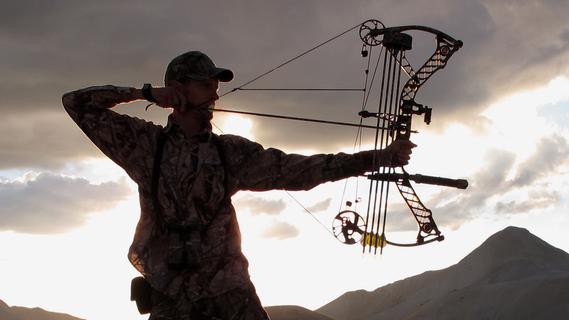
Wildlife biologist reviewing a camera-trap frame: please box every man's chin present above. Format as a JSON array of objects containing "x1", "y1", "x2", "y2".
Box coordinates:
[{"x1": 199, "y1": 114, "x2": 213, "y2": 129}]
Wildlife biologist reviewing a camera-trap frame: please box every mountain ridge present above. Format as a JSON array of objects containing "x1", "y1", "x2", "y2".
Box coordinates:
[
  {"x1": 266, "y1": 305, "x2": 334, "y2": 320},
  {"x1": 3, "y1": 226, "x2": 568, "y2": 320},
  {"x1": 316, "y1": 226, "x2": 569, "y2": 320},
  {"x1": 0, "y1": 299, "x2": 84, "y2": 320}
]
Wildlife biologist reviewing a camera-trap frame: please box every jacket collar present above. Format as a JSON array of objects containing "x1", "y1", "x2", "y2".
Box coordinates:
[{"x1": 164, "y1": 115, "x2": 212, "y2": 143}]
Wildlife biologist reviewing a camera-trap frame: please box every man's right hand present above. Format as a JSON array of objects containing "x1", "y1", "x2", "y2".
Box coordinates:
[{"x1": 148, "y1": 82, "x2": 189, "y2": 112}]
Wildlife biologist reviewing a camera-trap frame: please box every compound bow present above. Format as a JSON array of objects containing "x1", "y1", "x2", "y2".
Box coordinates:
[{"x1": 217, "y1": 19, "x2": 468, "y2": 253}]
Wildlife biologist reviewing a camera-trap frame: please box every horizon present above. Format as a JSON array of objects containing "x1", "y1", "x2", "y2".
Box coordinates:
[
  {"x1": 1, "y1": 225, "x2": 566, "y2": 319},
  {"x1": 1, "y1": 1, "x2": 569, "y2": 320}
]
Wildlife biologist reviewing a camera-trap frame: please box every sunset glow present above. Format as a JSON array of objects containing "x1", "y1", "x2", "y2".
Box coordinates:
[{"x1": 1, "y1": 2, "x2": 568, "y2": 320}]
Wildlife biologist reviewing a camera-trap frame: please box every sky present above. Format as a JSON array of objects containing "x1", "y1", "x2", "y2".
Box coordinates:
[{"x1": 1, "y1": 1, "x2": 569, "y2": 319}]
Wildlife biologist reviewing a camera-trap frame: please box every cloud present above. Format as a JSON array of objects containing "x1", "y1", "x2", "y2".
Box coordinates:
[
  {"x1": 399, "y1": 149, "x2": 517, "y2": 230},
  {"x1": 1, "y1": 0, "x2": 568, "y2": 168},
  {"x1": 511, "y1": 135, "x2": 569, "y2": 187},
  {"x1": 0, "y1": 112, "x2": 100, "y2": 170},
  {"x1": 261, "y1": 220, "x2": 300, "y2": 240},
  {"x1": 421, "y1": 134, "x2": 569, "y2": 229},
  {"x1": 234, "y1": 194, "x2": 287, "y2": 215},
  {"x1": 320, "y1": 146, "x2": 528, "y2": 231},
  {"x1": 495, "y1": 190, "x2": 561, "y2": 214},
  {"x1": 306, "y1": 198, "x2": 332, "y2": 213},
  {"x1": 0, "y1": 172, "x2": 132, "y2": 234}
]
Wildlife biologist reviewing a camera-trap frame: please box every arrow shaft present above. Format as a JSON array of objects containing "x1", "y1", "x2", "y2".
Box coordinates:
[{"x1": 211, "y1": 107, "x2": 386, "y2": 130}]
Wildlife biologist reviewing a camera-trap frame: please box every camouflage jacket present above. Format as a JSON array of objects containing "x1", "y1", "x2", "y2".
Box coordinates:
[{"x1": 62, "y1": 85, "x2": 375, "y2": 303}]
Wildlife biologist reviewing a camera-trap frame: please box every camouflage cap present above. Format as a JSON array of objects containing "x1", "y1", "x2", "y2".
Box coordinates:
[{"x1": 164, "y1": 51, "x2": 234, "y2": 86}]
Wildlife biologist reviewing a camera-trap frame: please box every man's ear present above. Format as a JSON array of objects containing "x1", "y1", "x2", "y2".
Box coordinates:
[{"x1": 166, "y1": 80, "x2": 189, "y2": 113}]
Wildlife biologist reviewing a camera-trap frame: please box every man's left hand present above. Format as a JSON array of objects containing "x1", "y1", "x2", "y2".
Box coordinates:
[{"x1": 381, "y1": 139, "x2": 417, "y2": 167}]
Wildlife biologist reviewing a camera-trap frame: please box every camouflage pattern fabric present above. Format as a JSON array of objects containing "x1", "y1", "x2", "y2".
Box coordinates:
[
  {"x1": 62, "y1": 85, "x2": 375, "y2": 319},
  {"x1": 150, "y1": 285, "x2": 269, "y2": 320}
]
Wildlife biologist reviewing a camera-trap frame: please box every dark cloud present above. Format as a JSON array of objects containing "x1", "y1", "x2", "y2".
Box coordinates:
[
  {"x1": 0, "y1": 112, "x2": 100, "y2": 170},
  {"x1": 0, "y1": 104, "x2": 172, "y2": 170},
  {"x1": 0, "y1": 172, "x2": 131, "y2": 234},
  {"x1": 236, "y1": 0, "x2": 569, "y2": 148},
  {"x1": 261, "y1": 220, "x2": 300, "y2": 240},
  {"x1": 1, "y1": 0, "x2": 569, "y2": 167},
  {"x1": 234, "y1": 194, "x2": 287, "y2": 216}
]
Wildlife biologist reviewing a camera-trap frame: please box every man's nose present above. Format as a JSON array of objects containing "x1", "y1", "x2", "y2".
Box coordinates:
[{"x1": 212, "y1": 91, "x2": 219, "y2": 101}]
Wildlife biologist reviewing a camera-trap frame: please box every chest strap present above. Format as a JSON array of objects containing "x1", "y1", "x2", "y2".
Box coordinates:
[
  {"x1": 151, "y1": 132, "x2": 231, "y2": 228},
  {"x1": 151, "y1": 130, "x2": 168, "y2": 228}
]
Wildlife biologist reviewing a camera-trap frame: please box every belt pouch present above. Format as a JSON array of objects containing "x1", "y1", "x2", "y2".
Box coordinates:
[{"x1": 130, "y1": 276, "x2": 152, "y2": 314}]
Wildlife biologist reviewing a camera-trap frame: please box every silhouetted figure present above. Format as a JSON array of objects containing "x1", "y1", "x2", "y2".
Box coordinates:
[{"x1": 62, "y1": 51, "x2": 415, "y2": 319}]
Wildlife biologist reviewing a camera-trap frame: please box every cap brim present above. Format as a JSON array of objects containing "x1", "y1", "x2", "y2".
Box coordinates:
[{"x1": 212, "y1": 68, "x2": 234, "y2": 82}]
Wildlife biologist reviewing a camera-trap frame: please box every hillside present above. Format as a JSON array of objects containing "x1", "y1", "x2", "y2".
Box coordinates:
[
  {"x1": 0, "y1": 299, "x2": 84, "y2": 320},
  {"x1": 317, "y1": 226, "x2": 569, "y2": 320},
  {"x1": 266, "y1": 305, "x2": 334, "y2": 320},
  {"x1": 3, "y1": 226, "x2": 568, "y2": 320}
]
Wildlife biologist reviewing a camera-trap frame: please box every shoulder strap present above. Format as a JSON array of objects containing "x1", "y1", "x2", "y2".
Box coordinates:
[
  {"x1": 210, "y1": 134, "x2": 231, "y2": 200},
  {"x1": 151, "y1": 130, "x2": 167, "y2": 228},
  {"x1": 151, "y1": 132, "x2": 230, "y2": 229}
]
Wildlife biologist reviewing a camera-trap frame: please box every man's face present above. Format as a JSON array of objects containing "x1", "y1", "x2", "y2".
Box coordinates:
[
  {"x1": 184, "y1": 78, "x2": 220, "y2": 109},
  {"x1": 174, "y1": 78, "x2": 219, "y2": 127}
]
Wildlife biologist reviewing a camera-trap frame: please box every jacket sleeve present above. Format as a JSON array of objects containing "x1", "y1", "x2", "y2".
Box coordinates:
[
  {"x1": 219, "y1": 134, "x2": 376, "y2": 192},
  {"x1": 62, "y1": 85, "x2": 159, "y2": 184}
]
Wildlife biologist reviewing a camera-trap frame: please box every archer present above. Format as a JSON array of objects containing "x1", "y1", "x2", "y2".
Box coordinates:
[{"x1": 62, "y1": 50, "x2": 415, "y2": 319}]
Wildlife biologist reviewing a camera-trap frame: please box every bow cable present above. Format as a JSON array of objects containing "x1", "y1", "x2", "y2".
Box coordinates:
[
  {"x1": 362, "y1": 46, "x2": 387, "y2": 253},
  {"x1": 371, "y1": 48, "x2": 396, "y2": 254},
  {"x1": 336, "y1": 44, "x2": 382, "y2": 221},
  {"x1": 378, "y1": 49, "x2": 405, "y2": 254}
]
